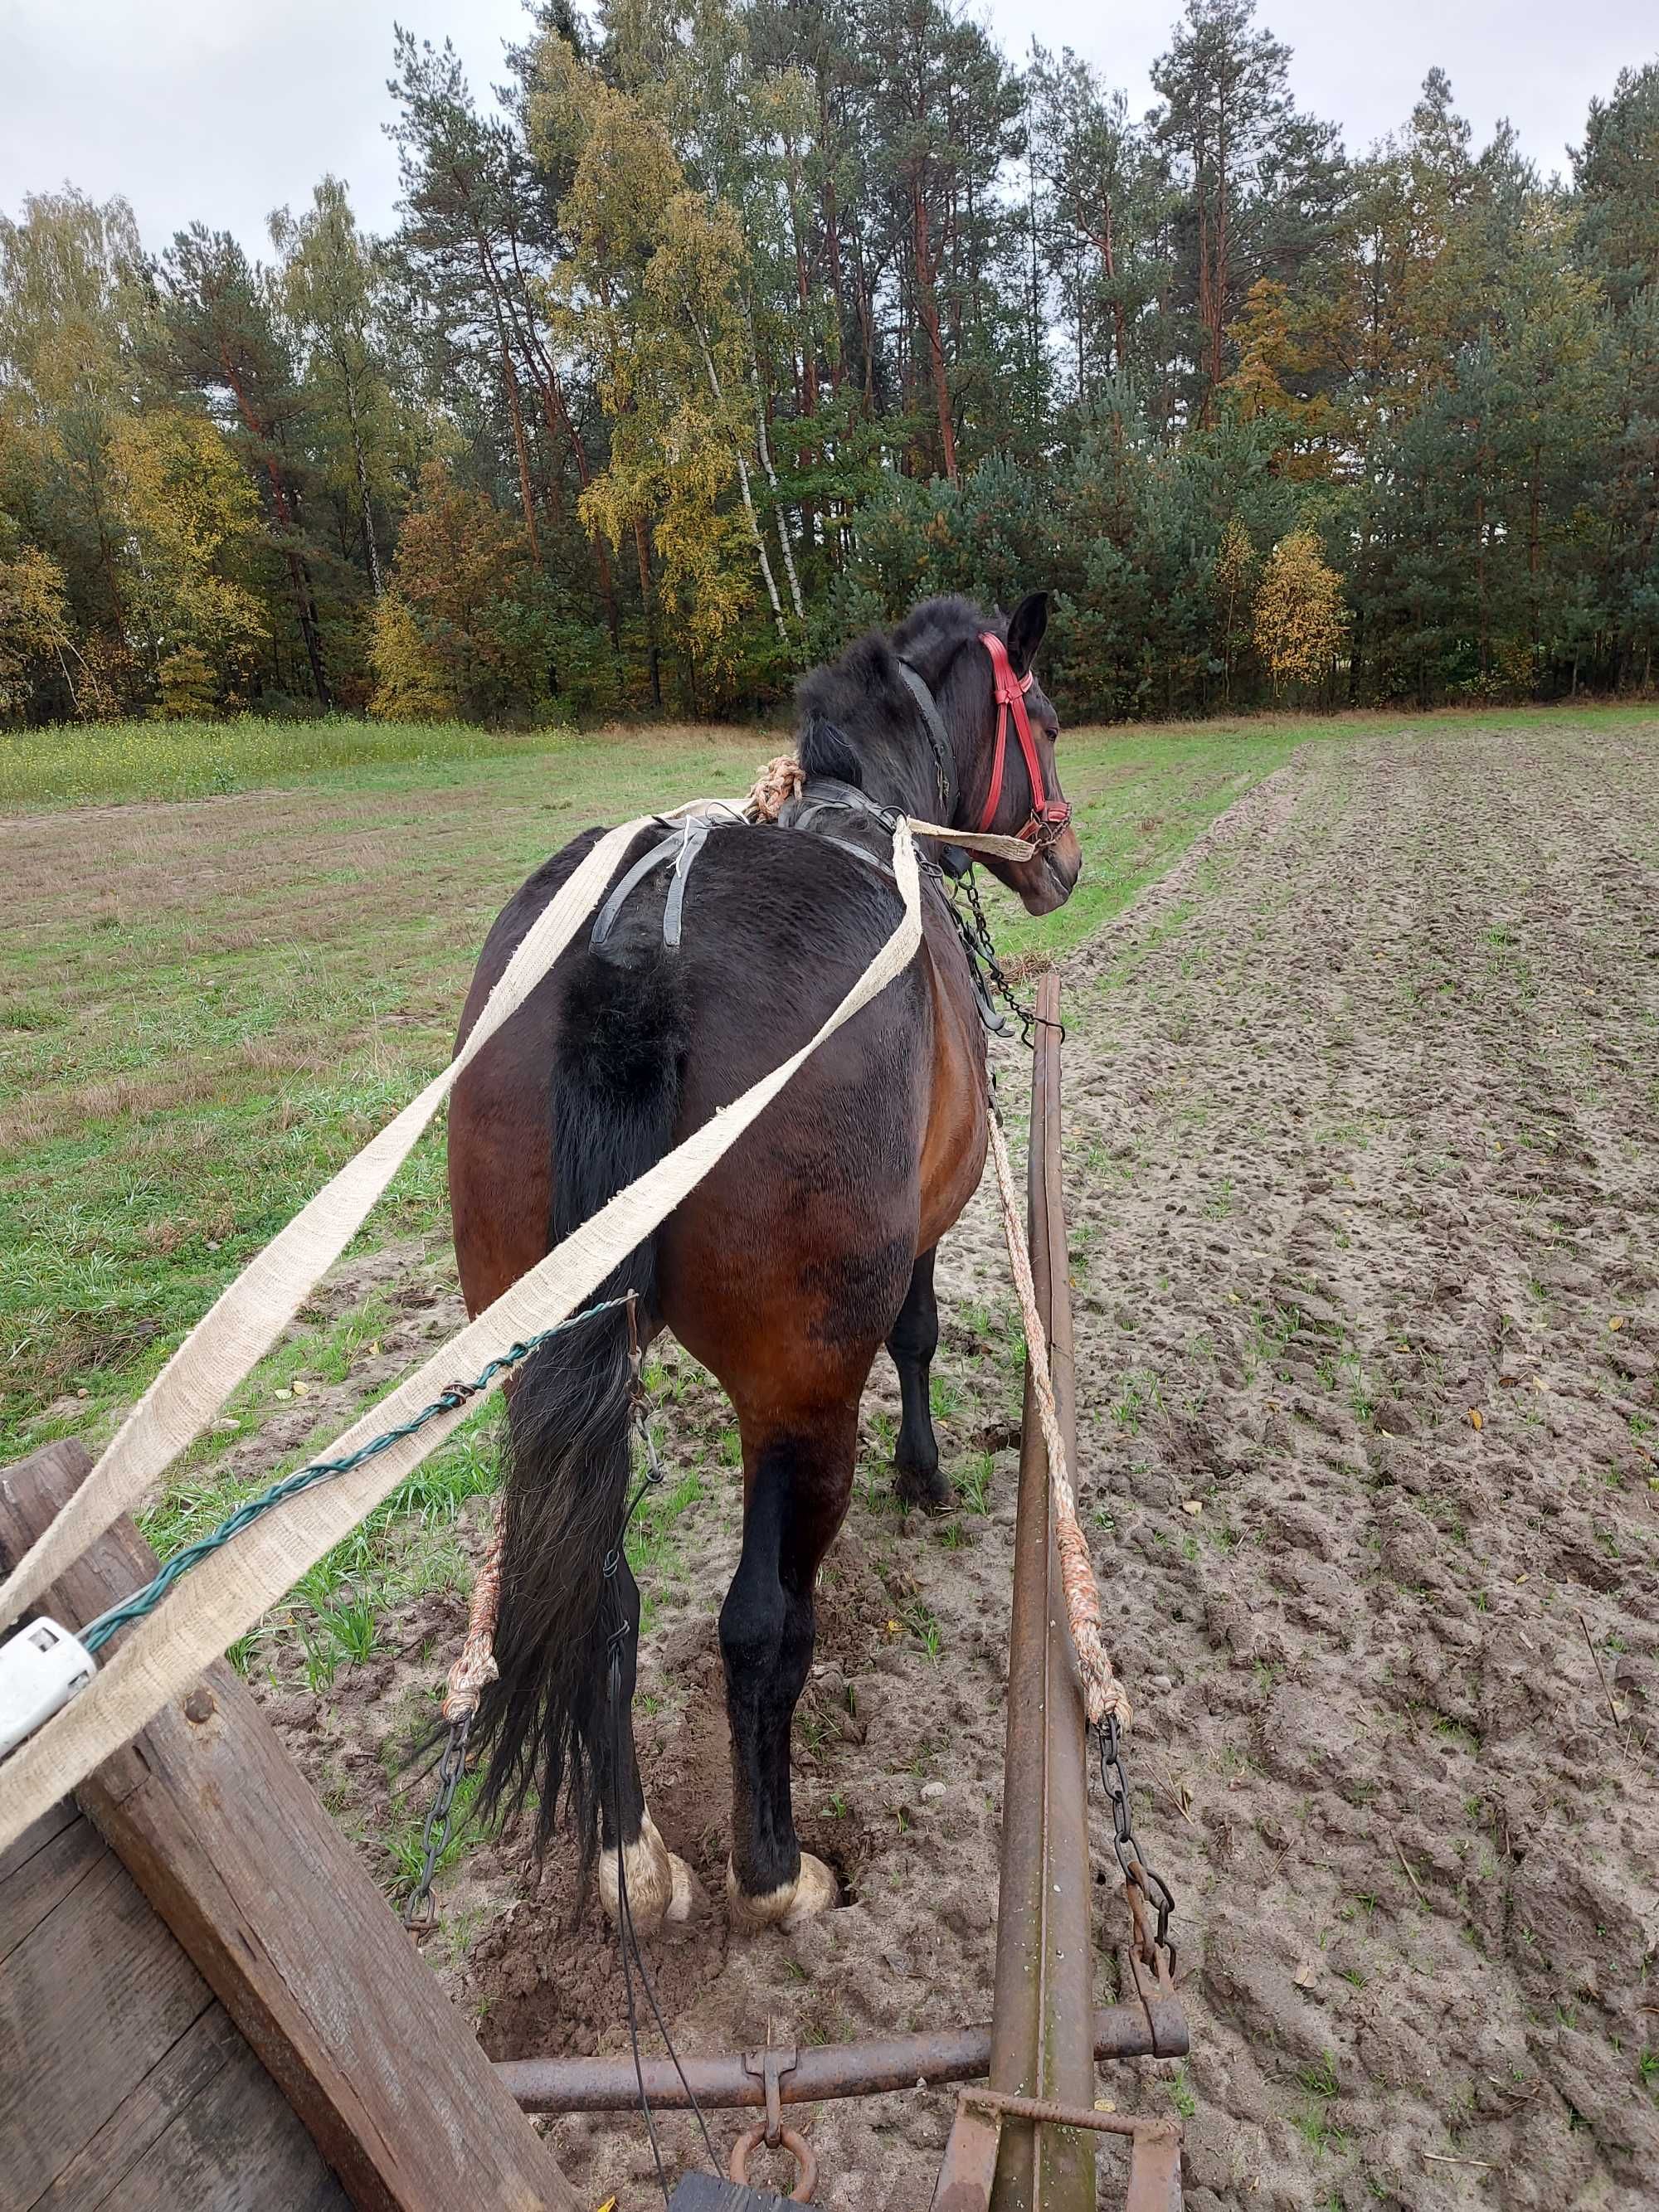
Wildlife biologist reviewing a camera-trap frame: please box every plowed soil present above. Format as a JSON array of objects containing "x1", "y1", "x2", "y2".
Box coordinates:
[{"x1": 266, "y1": 722, "x2": 1659, "y2": 2210}]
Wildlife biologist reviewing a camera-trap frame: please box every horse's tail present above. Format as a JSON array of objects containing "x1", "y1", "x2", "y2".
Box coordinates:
[{"x1": 472, "y1": 941, "x2": 688, "y2": 1875}]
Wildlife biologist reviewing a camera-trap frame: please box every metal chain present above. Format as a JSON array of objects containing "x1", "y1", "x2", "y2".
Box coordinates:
[
  {"x1": 403, "y1": 1711, "x2": 473, "y2": 1930},
  {"x1": 1097, "y1": 1714, "x2": 1176, "y2": 1974},
  {"x1": 947, "y1": 863, "x2": 1058, "y2": 1049}
]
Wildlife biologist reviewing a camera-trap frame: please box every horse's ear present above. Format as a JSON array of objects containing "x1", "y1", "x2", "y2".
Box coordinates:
[
  {"x1": 799, "y1": 711, "x2": 864, "y2": 788},
  {"x1": 1006, "y1": 591, "x2": 1049, "y2": 678}
]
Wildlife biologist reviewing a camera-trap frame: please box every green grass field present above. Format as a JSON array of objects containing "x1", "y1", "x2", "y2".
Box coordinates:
[{"x1": 3, "y1": 698, "x2": 1644, "y2": 1480}]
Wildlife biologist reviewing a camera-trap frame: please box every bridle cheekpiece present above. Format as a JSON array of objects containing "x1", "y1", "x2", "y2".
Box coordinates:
[{"x1": 975, "y1": 630, "x2": 1072, "y2": 851}]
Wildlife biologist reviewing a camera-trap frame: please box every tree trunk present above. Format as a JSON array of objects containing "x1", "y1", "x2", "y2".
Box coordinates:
[
  {"x1": 82, "y1": 459, "x2": 125, "y2": 633},
  {"x1": 1210, "y1": 105, "x2": 1229, "y2": 396},
  {"x1": 1093, "y1": 195, "x2": 1130, "y2": 375},
  {"x1": 524, "y1": 328, "x2": 620, "y2": 648},
  {"x1": 912, "y1": 181, "x2": 957, "y2": 481},
  {"x1": 343, "y1": 378, "x2": 382, "y2": 597},
  {"x1": 633, "y1": 517, "x2": 660, "y2": 707},
  {"x1": 469, "y1": 224, "x2": 546, "y2": 571},
  {"x1": 499, "y1": 342, "x2": 542, "y2": 570},
  {"x1": 742, "y1": 308, "x2": 805, "y2": 624},
  {"x1": 1476, "y1": 467, "x2": 1489, "y2": 681},
  {"x1": 219, "y1": 352, "x2": 330, "y2": 704},
  {"x1": 785, "y1": 147, "x2": 819, "y2": 552},
  {"x1": 851, "y1": 221, "x2": 878, "y2": 411},
  {"x1": 821, "y1": 139, "x2": 846, "y2": 393},
  {"x1": 689, "y1": 311, "x2": 786, "y2": 637}
]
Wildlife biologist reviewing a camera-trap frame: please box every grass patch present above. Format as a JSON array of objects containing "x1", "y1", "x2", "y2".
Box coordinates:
[
  {"x1": 137, "y1": 1397, "x2": 502, "y2": 1672},
  {"x1": 0, "y1": 714, "x2": 760, "y2": 813}
]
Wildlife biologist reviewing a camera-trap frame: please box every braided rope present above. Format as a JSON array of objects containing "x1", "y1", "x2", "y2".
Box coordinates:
[
  {"x1": 985, "y1": 1105, "x2": 1131, "y2": 1734},
  {"x1": 441, "y1": 1495, "x2": 505, "y2": 1723},
  {"x1": 746, "y1": 751, "x2": 1037, "y2": 860},
  {"x1": 745, "y1": 754, "x2": 808, "y2": 820}
]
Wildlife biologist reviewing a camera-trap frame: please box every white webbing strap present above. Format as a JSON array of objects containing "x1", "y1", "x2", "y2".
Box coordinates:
[
  {"x1": 0, "y1": 817, "x2": 654, "y2": 1640},
  {"x1": 0, "y1": 823, "x2": 922, "y2": 1855}
]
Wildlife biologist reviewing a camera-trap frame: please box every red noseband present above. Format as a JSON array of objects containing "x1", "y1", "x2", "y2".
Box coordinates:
[{"x1": 975, "y1": 631, "x2": 1072, "y2": 851}]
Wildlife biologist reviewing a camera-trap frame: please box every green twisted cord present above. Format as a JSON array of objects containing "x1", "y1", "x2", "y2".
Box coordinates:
[{"x1": 80, "y1": 1294, "x2": 632, "y2": 1656}]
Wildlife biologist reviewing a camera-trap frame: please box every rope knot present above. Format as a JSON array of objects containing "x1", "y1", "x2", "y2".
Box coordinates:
[
  {"x1": 440, "y1": 1500, "x2": 505, "y2": 1723},
  {"x1": 745, "y1": 754, "x2": 806, "y2": 822}
]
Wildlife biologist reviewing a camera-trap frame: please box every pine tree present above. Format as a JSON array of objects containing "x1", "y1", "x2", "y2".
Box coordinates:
[
  {"x1": 155, "y1": 226, "x2": 333, "y2": 703},
  {"x1": 270, "y1": 179, "x2": 398, "y2": 600},
  {"x1": 1151, "y1": 0, "x2": 1342, "y2": 424}
]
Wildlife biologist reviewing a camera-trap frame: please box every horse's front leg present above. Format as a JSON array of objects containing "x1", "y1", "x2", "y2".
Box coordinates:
[
  {"x1": 720, "y1": 1403, "x2": 855, "y2": 1930},
  {"x1": 888, "y1": 1246, "x2": 948, "y2": 1510}
]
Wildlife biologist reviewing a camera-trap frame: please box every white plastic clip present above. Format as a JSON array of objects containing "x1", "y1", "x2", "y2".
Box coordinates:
[{"x1": 0, "y1": 1617, "x2": 96, "y2": 1759}]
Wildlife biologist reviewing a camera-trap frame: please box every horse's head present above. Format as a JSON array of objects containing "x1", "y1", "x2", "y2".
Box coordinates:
[
  {"x1": 799, "y1": 593, "x2": 1082, "y2": 914},
  {"x1": 960, "y1": 593, "x2": 1081, "y2": 917}
]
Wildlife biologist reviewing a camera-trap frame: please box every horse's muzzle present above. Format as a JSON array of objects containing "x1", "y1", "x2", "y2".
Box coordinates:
[{"x1": 1013, "y1": 824, "x2": 1082, "y2": 916}]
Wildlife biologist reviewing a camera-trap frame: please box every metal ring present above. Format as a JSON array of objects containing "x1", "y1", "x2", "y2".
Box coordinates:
[{"x1": 729, "y1": 2122, "x2": 817, "y2": 2201}]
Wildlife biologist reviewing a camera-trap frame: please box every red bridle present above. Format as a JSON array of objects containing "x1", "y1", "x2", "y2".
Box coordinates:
[{"x1": 975, "y1": 630, "x2": 1072, "y2": 848}]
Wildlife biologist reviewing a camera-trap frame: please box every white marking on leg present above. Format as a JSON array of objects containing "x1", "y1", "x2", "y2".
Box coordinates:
[
  {"x1": 598, "y1": 1808, "x2": 695, "y2": 1932},
  {"x1": 726, "y1": 1850, "x2": 839, "y2": 1931}
]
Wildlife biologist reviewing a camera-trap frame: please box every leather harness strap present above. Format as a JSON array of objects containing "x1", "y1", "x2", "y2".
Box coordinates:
[
  {"x1": 591, "y1": 814, "x2": 718, "y2": 953},
  {"x1": 894, "y1": 660, "x2": 956, "y2": 815},
  {"x1": 976, "y1": 629, "x2": 1072, "y2": 848}
]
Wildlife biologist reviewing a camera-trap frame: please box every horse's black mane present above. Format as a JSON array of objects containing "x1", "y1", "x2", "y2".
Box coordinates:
[{"x1": 795, "y1": 596, "x2": 1002, "y2": 816}]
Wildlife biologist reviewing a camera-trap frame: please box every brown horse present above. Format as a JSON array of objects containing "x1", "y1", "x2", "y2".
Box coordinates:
[{"x1": 447, "y1": 592, "x2": 1080, "y2": 1934}]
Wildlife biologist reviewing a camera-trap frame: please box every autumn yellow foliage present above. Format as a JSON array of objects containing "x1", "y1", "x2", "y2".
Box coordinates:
[
  {"x1": 0, "y1": 541, "x2": 74, "y2": 715},
  {"x1": 1252, "y1": 528, "x2": 1347, "y2": 696},
  {"x1": 368, "y1": 590, "x2": 458, "y2": 722}
]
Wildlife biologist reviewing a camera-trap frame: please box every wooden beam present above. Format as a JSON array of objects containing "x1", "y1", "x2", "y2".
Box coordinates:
[{"x1": 0, "y1": 1440, "x2": 580, "y2": 2212}]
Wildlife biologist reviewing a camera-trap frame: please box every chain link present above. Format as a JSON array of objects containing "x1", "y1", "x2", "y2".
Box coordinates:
[
  {"x1": 402, "y1": 1711, "x2": 473, "y2": 1930},
  {"x1": 1097, "y1": 1714, "x2": 1176, "y2": 1973},
  {"x1": 947, "y1": 863, "x2": 1060, "y2": 1049}
]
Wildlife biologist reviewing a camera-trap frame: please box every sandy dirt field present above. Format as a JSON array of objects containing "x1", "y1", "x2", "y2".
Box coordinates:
[{"x1": 263, "y1": 722, "x2": 1659, "y2": 2210}]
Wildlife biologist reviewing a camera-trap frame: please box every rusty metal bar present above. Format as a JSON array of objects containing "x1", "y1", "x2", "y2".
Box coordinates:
[
  {"x1": 938, "y1": 2086, "x2": 1184, "y2": 2212},
  {"x1": 982, "y1": 970, "x2": 1097, "y2": 2211},
  {"x1": 495, "y1": 2003, "x2": 1174, "y2": 2115},
  {"x1": 965, "y1": 2092, "x2": 1181, "y2": 2146}
]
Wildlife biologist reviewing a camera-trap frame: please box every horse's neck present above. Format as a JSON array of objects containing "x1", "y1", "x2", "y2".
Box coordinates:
[{"x1": 844, "y1": 734, "x2": 955, "y2": 826}]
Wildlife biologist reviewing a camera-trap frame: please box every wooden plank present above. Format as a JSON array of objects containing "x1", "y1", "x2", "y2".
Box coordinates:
[
  {"x1": 0, "y1": 1844, "x2": 213, "y2": 2211},
  {"x1": 0, "y1": 1797, "x2": 77, "y2": 1877},
  {"x1": 0, "y1": 1440, "x2": 577, "y2": 2212},
  {"x1": 95, "y1": 2034, "x2": 350, "y2": 2212},
  {"x1": 34, "y1": 2004, "x2": 242, "y2": 2211},
  {"x1": 0, "y1": 1807, "x2": 105, "y2": 1966}
]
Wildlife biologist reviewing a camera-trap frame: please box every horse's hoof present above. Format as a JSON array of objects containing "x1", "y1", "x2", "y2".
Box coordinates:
[
  {"x1": 782, "y1": 1850, "x2": 841, "y2": 1927},
  {"x1": 599, "y1": 1813, "x2": 697, "y2": 1934},
  {"x1": 894, "y1": 1459, "x2": 951, "y2": 1513},
  {"x1": 725, "y1": 1850, "x2": 841, "y2": 1932}
]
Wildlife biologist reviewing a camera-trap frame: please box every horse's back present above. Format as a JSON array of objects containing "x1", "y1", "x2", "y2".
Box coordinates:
[{"x1": 449, "y1": 823, "x2": 959, "y2": 1392}]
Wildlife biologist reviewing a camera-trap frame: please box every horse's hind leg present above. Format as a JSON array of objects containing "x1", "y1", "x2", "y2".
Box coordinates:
[
  {"x1": 720, "y1": 1398, "x2": 858, "y2": 1929},
  {"x1": 592, "y1": 1552, "x2": 696, "y2": 1932},
  {"x1": 888, "y1": 1247, "x2": 947, "y2": 1510}
]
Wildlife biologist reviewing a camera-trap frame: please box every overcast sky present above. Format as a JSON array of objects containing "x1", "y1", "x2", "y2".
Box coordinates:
[{"x1": 2, "y1": 0, "x2": 1654, "y2": 255}]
